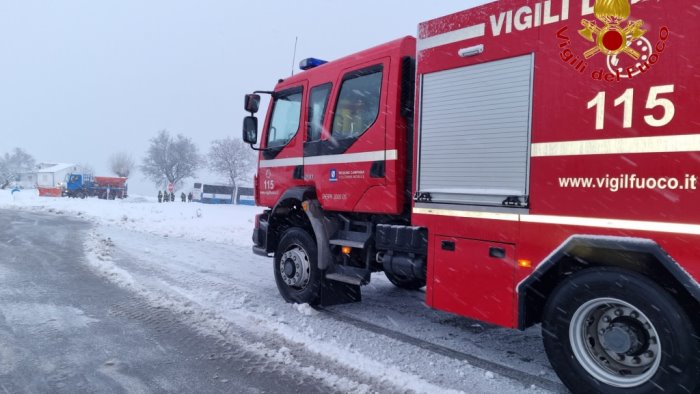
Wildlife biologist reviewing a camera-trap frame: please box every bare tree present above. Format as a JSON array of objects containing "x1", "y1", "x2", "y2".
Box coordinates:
[
  {"x1": 109, "y1": 152, "x2": 135, "y2": 178},
  {"x1": 0, "y1": 148, "x2": 35, "y2": 189},
  {"x1": 141, "y1": 129, "x2": 201, "y2": 189},
  {"x1": 208, "y1": 137, "x2": 255, "y2": 190}
]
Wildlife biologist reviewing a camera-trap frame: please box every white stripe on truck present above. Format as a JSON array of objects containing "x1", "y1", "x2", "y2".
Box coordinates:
[
  {"x1": 413, "y1": 207, "x2": 700, "y2": 236},
  {"x1": 417, "y1": 24, "x2": 486, "y2": 51},
  {"x1": 531, "y1": 134, "x2": 700, "y2": 157},
  {"x1": 260, "y1": 149, "x2": 398, "y2": 169}
]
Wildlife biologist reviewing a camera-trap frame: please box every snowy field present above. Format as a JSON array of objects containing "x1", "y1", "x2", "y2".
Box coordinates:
[{"x1": 0, "y1": 189, "x2": 563, "y2": 393}]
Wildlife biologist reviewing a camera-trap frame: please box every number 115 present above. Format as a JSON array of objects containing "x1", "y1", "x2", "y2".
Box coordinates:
[{"x1": 587, "y1": 85, "x2": 675, "y2": 130}]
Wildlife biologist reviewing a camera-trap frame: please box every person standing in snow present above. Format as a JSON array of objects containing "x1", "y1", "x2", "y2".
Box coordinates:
[
  {"x1": 158, "y1": 190, "x2": 163, "y2": 203},
  {"x1": 180, "y1": 192, "x2": 186, "y2": 202},
  {"x1": 187, "y1": 192, "x2": 193, "y2": 202},
  {"x1": 170, "y1": 192, "x2": 175, "y2": 202}
]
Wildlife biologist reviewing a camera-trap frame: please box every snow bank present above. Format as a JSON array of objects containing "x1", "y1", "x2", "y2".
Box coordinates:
[{"x1": 0, "y1": 189, "x2": 262, "y2": 247}]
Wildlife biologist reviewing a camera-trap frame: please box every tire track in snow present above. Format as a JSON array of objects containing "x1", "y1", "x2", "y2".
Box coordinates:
[
  {"x1": 318, "y1": 307, "x2": 568, "y2": 393},
  {"x1": 85, "y1": 231, "x2": 404, "y2": 393}
]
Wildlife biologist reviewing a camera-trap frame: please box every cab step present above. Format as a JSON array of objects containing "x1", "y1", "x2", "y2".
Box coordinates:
[{"x1": 325, "y1": 273, "x2": 363, "y2": 286}]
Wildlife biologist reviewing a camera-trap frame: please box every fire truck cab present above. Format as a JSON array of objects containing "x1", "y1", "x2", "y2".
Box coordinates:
[
  {"x1": 244, "y1": 37, "x2": 421, "y2": 298},
  {"x1": 245, "y1": 37, "x2": 415, "y2": 216},
  {"x1": 243, "y1": 1, "x2": 700, "y2": 392}
]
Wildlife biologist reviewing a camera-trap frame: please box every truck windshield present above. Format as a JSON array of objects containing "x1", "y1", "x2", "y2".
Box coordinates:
[{"x1": 266, "y1": 90, "x2": 302, "y2": 148}]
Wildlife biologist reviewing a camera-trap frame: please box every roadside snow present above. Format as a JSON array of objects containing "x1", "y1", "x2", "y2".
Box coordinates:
[
  {"x1": 0, "y1": 190, "x2": 558, "y2": 393},
  {"x1": 0, "y1": 190, "x2": 258, "y2": 247}
]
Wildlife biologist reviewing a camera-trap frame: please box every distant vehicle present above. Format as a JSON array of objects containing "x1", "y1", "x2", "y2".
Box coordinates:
[
  {"x1": 191, "y1": 182, "x2": 202, "y2": 202},
  {"x1": 191, "y1": 182, "x2": 234, "y2": 204},
  {"x1": 62, "y1": 173, "x2": 128, "y2": 199},
  {"x1": 236, "y1": 186, "x2": 255, "y2": 206}
]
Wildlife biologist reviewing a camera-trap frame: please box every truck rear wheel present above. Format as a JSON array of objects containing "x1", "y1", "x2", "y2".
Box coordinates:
[
  {"x1": 273, "y1": 227, "x2": 322, "y2": 305},
  {"x1": 542, "y1": 268, "x2": 700, "y2": 394}
]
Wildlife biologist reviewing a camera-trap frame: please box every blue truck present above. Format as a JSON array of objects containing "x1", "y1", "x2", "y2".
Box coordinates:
[{"x1": 62, "y1": 173, "x2": 128, "y2": 199}]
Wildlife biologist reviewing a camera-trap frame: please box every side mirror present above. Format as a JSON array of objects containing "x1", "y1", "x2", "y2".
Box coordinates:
[
  {"x1": 244, "y1": 94, "x2": 261, "y2": 114},
  {"x1": 242, "y1": 116, "x2": 258, "y2": 145}
]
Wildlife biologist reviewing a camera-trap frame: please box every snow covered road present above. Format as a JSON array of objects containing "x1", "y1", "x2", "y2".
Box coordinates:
[
  {"x1": 1, "y1": 191, "x2": 566, "y2": 393},
  {"x1": 0, "y1": 210, "x2": 334, "y2": 393}
]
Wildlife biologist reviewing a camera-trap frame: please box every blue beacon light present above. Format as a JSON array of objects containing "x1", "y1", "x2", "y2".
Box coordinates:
[{"x1": 299, "y1": 57, "x2": 328, "y2": 70}]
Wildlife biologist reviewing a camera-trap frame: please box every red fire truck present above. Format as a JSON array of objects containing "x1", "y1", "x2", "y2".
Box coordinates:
[{"x1": 242, "y1": 0, "x2": 700, "y2": 392}]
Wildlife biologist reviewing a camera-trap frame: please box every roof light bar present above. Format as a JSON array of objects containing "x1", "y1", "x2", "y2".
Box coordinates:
[{"x1": 299, "y1": 57, "x2": 328, "y2": 70}]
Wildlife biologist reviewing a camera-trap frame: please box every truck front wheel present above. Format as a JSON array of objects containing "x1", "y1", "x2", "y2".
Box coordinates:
[
  {"x1": 273, "y1": 227, "x2": 322, "y2": 305},
  {"x1": 542, "y1": 267, "x2": 700, "y2": 393}
]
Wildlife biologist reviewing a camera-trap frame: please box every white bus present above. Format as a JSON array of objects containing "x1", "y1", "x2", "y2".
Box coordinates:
[{"x1": 191, "y1": 183, "x2": 234, "y2": 204}]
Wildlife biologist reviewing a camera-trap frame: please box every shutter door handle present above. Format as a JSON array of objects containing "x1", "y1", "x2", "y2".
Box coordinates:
[
  {"x1": 489, "y1": 247, "x2": 506, "y2": 259},
  {"x1": 441, "y1": 240, "x2": 455, "y2": 251}
]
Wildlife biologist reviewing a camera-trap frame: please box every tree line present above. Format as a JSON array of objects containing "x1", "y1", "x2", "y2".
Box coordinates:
[{"x1": 0, "y1": 130, "x2": 255, "y2": 191}]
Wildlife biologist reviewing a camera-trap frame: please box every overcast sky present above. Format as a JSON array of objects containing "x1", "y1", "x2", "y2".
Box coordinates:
[{"x1": 0, "y1": 1, "x2": 488, "y2": 195}]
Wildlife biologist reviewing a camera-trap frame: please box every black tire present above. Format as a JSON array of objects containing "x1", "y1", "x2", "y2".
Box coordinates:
[
  {"x1": 273, "y1": 227, "x2": 323, "y2": 305},
  {"x1": 542, "y1": 267, "x2": 700, "y2": 394},
  {"x1": 384, "y1": 270, "x2": 425, "y2": 290}
]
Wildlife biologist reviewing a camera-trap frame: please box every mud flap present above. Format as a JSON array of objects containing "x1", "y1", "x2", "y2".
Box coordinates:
[{"x1": 319, "y1": 279, "x2": 361, "y2": 307}]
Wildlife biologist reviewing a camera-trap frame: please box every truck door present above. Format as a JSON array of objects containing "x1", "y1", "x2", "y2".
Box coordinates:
[
  {"x1": 303, "y1": 60, "x2": 389, "y2": 213},
  {"x1": 257, "y1": 82, "x2": 307, "y2": 207}
]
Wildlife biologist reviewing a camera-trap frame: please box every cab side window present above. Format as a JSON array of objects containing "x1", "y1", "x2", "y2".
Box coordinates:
[
  {"x1": 266, "y1": 89, "x2": 303, "y2": 149},
  {"x1": 307, "y1": 83, "x2": 332, "y2": 142},
  {"x1": 331, "y1": 65, "x2": 382, "y2": 140}
]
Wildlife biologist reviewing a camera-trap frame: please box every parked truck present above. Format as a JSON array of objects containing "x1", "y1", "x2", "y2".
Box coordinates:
[
  {"x1": 62, "y1": 173, "x2": 128, "y2": 199},
  {"x1": 242, "y1": 0, "x2": 700, "y2": 392}
]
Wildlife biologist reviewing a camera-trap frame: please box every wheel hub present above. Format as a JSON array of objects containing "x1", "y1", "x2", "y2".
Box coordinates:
[
  {"x1": 601, "y1": 325, "x2": 635, "y2": 354},
  {"x1": 283, "y1": 259, "x2": 296, "y2": 278},
  {"x1": 601, "y1": 316, "x2": 648, "y2": 356},
  {"x1": 279, "y1": 246, "x2": 311, "y2": 289}
]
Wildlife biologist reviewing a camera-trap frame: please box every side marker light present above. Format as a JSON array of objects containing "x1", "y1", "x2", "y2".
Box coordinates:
[{"x1": 518, "y1": 259, "x2": 533, "y2": 269}]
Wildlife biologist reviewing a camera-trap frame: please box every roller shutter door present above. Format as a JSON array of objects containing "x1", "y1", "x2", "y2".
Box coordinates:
[{"x1": 418, "y1": 54, "x2": 533, "y2": 206}]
